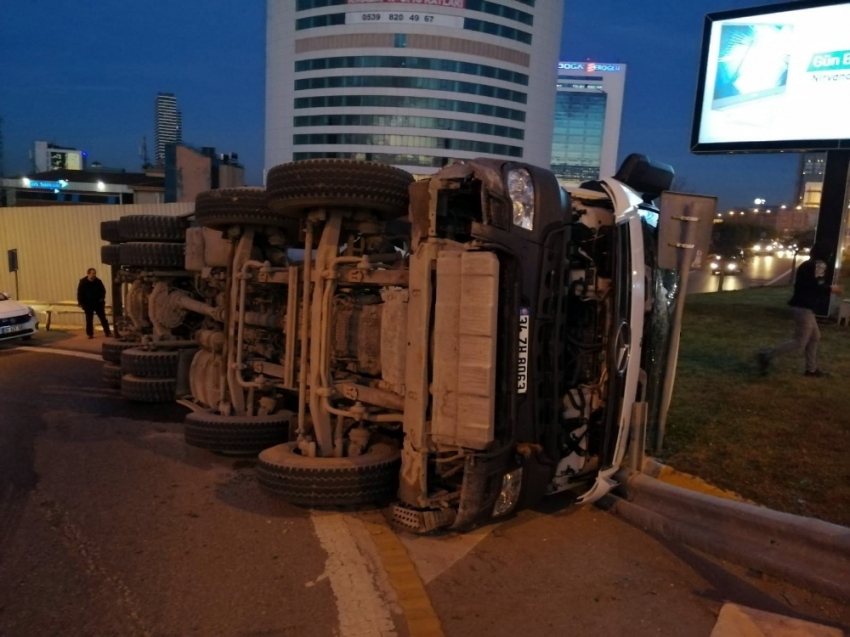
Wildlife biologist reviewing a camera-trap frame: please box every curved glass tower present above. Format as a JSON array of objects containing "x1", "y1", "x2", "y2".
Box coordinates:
[{"x1": 266, "y1": 0, "x2": 563, "y2": 176}]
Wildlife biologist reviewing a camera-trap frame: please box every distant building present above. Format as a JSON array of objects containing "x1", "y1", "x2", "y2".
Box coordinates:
[
  {"x1": 550, "y1": 61, "x2": 626, "y2": 186},
  {"x1": 0, "y1": 168, "x2": 165, "y2": 207},
  {"x1": 716, "y1": 203, "x2": 818, "y2": 236},
  {"x1": 0, "y1": 144, "x2": 244, "y2": 207},
  {"x1": 155, "y1": 93, "x2": 182, "y2": 165},
  {"x1": 266, "y1": 1, "x2": 564, "y2": 176},
  {"x1": 796, "y1": 152, "x2": 826, "y2": 209},
  {"x1": 164, "y1": 144, "x2": 244, "y2": 203},
  {"x1": 33, "y1": 141, "x2": 86, "y2": 172}
]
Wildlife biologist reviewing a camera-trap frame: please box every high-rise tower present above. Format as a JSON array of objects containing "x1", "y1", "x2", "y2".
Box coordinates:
[
  {"x1": 155, "y1": 93, "x2": 182, "y2": 165},
  {"x1": 550, "y1": 61, "x2": 626, "y2": 186},
  {"x1": 266, "y1": 1, "x2": 564, "y2": 176}
]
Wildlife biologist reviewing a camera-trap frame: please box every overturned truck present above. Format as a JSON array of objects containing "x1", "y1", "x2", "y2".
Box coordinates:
[{"x1": 107, "y1": 155, "x2": 675, "y2": 533}]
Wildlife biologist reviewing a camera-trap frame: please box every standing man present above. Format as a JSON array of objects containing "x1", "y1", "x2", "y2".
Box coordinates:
[
  {"x1": 757, "y1": 245, "x2": 842, "y2": 377},
  {"x1": 77, "y1": 268, "x2": 112, "y2": 339}
]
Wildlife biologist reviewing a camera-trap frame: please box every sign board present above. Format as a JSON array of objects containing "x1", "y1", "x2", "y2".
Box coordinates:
[
  {"x1": 347, "y1": 0, "x2": 465, "y2": 6},
  {"x1": 657, "y1": 193, "x2": 717, "y2": 271},
  {"x1": 346, "y1": 11, "x2": 463, "y2": 27},
  {"x1": 7, "y1": 249, "x2": 18, "y2": 274},
  {"x1": 691, "y1": 0, "x2": 850, "y2": 153}
]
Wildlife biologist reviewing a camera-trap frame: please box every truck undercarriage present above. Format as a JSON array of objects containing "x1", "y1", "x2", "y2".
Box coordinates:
[{"x1": 100, "y1": 155, "x2": 674, "y2": 533}]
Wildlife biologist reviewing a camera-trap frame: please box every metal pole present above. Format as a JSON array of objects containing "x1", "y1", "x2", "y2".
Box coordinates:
[
  {"x1": 813, "y1": 150, "x2": 850, "y2": 317},
  {"x1": 14, "y1": 269, "x2": 19, "y2": 300},
  {"x1": 656, "y1": 206, "x2": 697, "y2": 454}
]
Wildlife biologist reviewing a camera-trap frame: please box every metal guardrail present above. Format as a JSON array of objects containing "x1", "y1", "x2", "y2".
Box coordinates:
[{"x1": 601, "y1": 471, "x2": 850, "y2": 603}]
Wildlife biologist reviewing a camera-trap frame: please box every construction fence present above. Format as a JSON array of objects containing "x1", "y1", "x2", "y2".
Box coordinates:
[{"x1": 0, "y1": 203, "x2": 193, "y2": 327}]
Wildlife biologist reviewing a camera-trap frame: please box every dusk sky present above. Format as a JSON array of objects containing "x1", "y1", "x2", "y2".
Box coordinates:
[{"x1": 1, "y1": 0, "x2": 801, "y2": 209}]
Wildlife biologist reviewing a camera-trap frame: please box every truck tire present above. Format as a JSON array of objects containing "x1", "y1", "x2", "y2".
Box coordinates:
[
  {"x1": 184, "y1": 412, "x2": 291, "y2": 454},
  {"x1": 102, "y1": 362, "x2": 122, "y2": 388},
  {"x1": 100, "y1": 220, "x2": 121, "y2": 243},
  {"x1": 194, "y1": 187, "x2": 281, "y2": 229},
  {"x1": 256, "y1": 441, "x2": 401, "y2": 506},
  {"x1": 101, "y1": 244, "x2": 121, "y2": 266},
  {"x1": 102, "y1": 339, "x2": 139, "y2": 364},
  {"x1": 119, "y1": 215, "x2": 187, "y2": 242},
  {"x1": 120, "y1": 375, "x2": 176, "y2": 403},
  {"x1": 121, "y1": 348, "x2": 179, "y2": 378},
  {"x1": 119, "y1": 242, "x2": 185, "y2": 268},
  {"x1": 266, "y1": 159, "x2": 413, "y2": 219}
]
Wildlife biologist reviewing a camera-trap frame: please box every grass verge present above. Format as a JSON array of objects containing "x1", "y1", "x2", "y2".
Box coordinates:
[{"x1": 661, "y1": 286, "x2": 850, "y2": 527}]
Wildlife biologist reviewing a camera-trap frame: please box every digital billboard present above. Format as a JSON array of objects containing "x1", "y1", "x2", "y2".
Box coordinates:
[{"x1": 691, "y1": 0, "x2": 850, "y2": 153}]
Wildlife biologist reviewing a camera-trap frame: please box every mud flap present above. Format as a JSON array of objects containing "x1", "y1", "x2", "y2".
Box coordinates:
[{"x1": 451, "y1": 444, "x2": 514, "y2": 530}]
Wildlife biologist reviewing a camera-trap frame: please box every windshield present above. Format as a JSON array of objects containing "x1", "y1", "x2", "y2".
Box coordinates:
[{"x1": 0, "y1": 293, "x2": 8, "y2": 301}]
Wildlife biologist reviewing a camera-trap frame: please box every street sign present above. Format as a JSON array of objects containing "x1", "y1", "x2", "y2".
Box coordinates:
[
  {"x1": 657, "y1": 192, "x2": 717, "y2": 271},
  {"x1": 7, "y1": 249, "x2": 18, "y2": 273}
]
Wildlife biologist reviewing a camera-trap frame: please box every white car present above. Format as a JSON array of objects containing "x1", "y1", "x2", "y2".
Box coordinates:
[{"x1": 0, "y1": 293, "x2": 38, "y2": 342}]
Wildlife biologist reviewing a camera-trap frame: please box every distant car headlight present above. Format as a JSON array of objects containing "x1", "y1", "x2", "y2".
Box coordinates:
[
  {"x1": 753, "y1": 244, "x2": 762, "y2": 252},
  {"x1": 492, "y1": 468, "x2": 523, "y2": 517},
  {"x1": 710, "y1": 262, "x2": 719, "y2": 270},
  {"x1": 726, "y1": 263, "x2": 738, "y2": 271},
  {"x1": 507, "y1": 168, "x2": 535, "y2": 231},
  {"x1": 27, "y1": 307, "x2": 35, "y2": 318}
]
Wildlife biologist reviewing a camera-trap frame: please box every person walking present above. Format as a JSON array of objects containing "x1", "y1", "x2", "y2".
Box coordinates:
[
  {"x1": 77, "y1": 268, "x2": 112, "y2": 339},
  {"x1": 757, "y1": 244, "x2": 842, "y2": 377}
]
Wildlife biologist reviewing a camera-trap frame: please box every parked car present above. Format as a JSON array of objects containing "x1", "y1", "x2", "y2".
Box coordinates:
[{"x1": 0, "y1": 293, "x2": 38, "y2": 342}]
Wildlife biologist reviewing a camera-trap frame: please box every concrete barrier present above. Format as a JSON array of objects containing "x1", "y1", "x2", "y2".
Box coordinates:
[{"x1": 602, "y1": 471, "x2": 850, "y2": 603}]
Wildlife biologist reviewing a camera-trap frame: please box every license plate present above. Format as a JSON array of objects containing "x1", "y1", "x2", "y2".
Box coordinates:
[
  {"x1": 0, "y1": 324, "x2": 25, "y2": 335},
  {"x1": 518, "y1": 309, "x2": 529, "y2": 394}
]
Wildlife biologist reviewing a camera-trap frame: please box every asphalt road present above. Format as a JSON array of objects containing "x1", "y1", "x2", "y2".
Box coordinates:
[
  {"x1": 1, "y1": 334, "x2": 848, "y2": 637},
  {"x1": 688, "y1": 254, "x2": 801, "y2": 295}
]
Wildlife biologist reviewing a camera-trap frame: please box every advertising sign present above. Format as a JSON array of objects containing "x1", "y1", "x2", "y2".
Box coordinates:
[
  {"x1": 558, "y1": 61, "x2": 622, "y2": 73},
  {"x1": 347, "y1": 0, "x2": 465, "y2": 7},
  {"x1": 346, "y1": 11, "x2": 464, "y2": 27},
  {"x1": 692, "y1": 0, "x2": 850, "y2": 152}
]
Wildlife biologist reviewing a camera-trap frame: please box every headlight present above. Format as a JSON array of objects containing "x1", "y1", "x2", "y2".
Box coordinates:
[
  {"x1": 492, "y1": 468, "x2": 523, "y2": 517},
  {"x1": 709, "y1": 262, "x2": 719, "y2": 270},
  {"x1": 507, "y1": 168, "x2": 535, "y2": 231},
  {"x1": 726, "y1": 263, "x2": 738, "y2": 271},
  {"x1": 27, "y1": 307, "x2": 35, "y2": 318},
  {"x1": 753, "y1": 244, "x2": 761, "y2": 252}
]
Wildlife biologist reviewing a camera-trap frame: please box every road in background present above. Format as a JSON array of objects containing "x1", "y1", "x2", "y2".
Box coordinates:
[
  {"x1": 688, "y1": 253, "x2": 806, "y2": 295},
  {"x1": 1, "y1": 334, "x2": 848, "y2": 636}
]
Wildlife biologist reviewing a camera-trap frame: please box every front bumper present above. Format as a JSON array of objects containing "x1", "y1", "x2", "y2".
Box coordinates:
[{"x1": 0, "y1": 314, "x2": 38, "y2": 341}]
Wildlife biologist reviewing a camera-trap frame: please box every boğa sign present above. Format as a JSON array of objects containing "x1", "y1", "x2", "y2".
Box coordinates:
[{"x1": 558, "y1": 61, "x2": 622, "y2": 72}]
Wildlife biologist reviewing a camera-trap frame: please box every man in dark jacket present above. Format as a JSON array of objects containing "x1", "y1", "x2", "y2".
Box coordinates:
[
  {"x1": 77, "y1": 268, "x2": 112, "y2": 339},
  {"x1": 758, "y1": 245, "x2": 842, "y2": 377}
]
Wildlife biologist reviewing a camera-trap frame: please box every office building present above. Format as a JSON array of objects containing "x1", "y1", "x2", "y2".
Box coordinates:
[
  {"x1": 796, "y1": 152, "x2": 826, "y2": 208},
  {"x1": 155, "y1": 93, "x2": 182, "y2": 165},
  {"x1": 33, "y1": 141, "x2": 86, "y2": 173},
  {"x1": 164, "y1": 145, "x2": 244, "y2": 203},
  {"x1": 266, "y1": 0, "x2": 564, "y2": 176},
  {"x1": 550, "y1": 61, "x2": 626, "y2": 186}
]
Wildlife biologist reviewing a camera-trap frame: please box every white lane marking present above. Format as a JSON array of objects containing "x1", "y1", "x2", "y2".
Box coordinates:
[
  {"x1": 310, "y1": 511, "x2": 398, "y2": 637},
  {"x1": 12, "y1": 346, "x2": 102, "y2": 361}
]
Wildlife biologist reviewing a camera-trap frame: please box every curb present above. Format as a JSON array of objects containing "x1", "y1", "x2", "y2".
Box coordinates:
[
  {"x1": 642, "y1": 457, "x2": 752, "y2": 503},
  {"x1": 604, "y1": 471, "x2": 850, "y2": 603}
]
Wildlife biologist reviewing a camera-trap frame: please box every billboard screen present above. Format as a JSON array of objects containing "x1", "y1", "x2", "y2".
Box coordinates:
[{"x1": 691, "y1": 0, "x2": 850, "y2": 153}]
